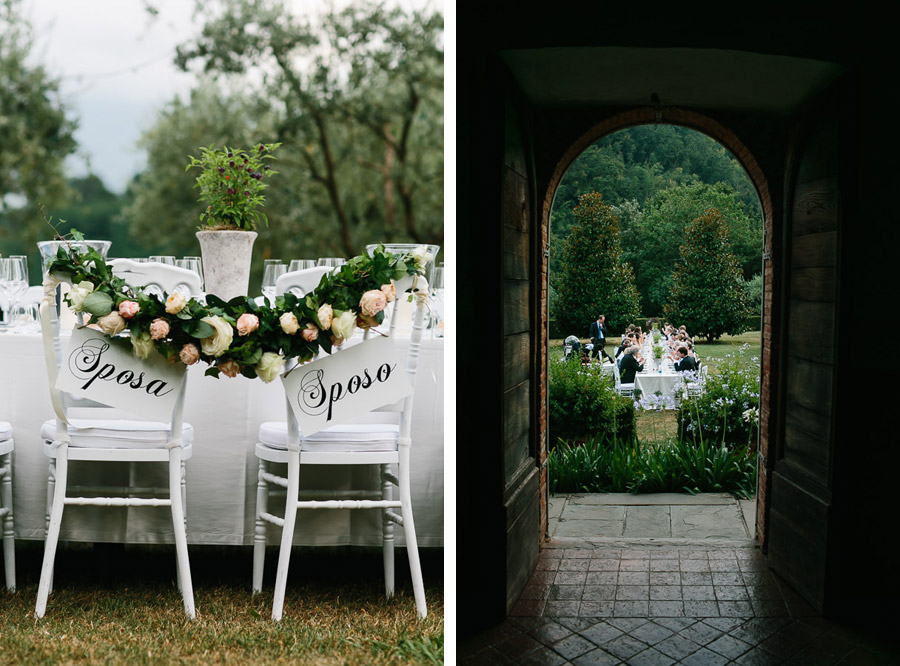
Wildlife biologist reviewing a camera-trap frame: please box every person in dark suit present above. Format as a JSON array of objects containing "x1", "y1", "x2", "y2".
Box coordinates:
[
  {"x1": 673, "y1": 345, "x2": 697, "y2": 373},
  {"x1": 619, "y1": 345, "x2": 644, "y2": 383},
  {"x1": 589, "y1": 314, "x2": 613, "y2": 362}
]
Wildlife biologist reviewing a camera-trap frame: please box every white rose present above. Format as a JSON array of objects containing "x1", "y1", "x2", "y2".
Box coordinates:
[
  {"x1": 131, "y1": 332, "x2": 156, "y2": 360},
  {"x1": 317, "y1": 303, "x2": 334, "y2": 330},
  {"x1": 256, "y1": 352, "x2": 285, "y2": 383},
  {"x1": 96, "y1": 311, "x2": 126, "y2": 336},
  {"x1": 279, "y1": 312, "x2": 300, "y2": 335},
  {"x1": 200, "y1": 315, "x2": 234, "y2": 357},
  {"x1": 68, "y1": 281, "x2": 95, "y2": 311},
  {"x1": 165, "y1": 291, "x2": 187, "y2": 314},
  {"x1": 331, "y1": 309, "x2": 357, "y2": 341}
]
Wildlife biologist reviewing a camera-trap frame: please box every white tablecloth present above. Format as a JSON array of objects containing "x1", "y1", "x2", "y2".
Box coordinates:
[{"x1": 0, "y1": 331, "x2": 444, "y2": 548}]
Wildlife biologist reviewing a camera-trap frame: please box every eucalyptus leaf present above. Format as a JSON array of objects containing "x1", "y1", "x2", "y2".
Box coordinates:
[{"x1": 81, "y1": 291, "x2": 114, "y2": 317}]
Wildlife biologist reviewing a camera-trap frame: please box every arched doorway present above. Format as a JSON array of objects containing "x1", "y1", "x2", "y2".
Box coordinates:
[{"x1": 540, "y1": 110, "x2": 775, "y2": 548}]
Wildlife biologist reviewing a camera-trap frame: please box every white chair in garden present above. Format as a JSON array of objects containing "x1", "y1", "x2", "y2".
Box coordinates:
[
  {"x1": 108, "y1": 258, "x2": 204, "y2": 300},
  {"x1": 35, "y1": 262, "x2": 201, "y2": 619},
  {"x1": 0, "y1": 422, "x2": 15, "y2": 590},
  {"x1": 253, "y1": 267, "x2": 428, "y2": 621},
  {"x1": 612, "y1": 359, "x2": 635, "y2": 398}
]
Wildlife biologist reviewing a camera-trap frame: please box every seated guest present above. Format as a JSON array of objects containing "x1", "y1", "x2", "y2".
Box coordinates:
[
  {"x1": 673, "y1": 345, "x2": 697, "y2": 373},
  {"x1": 619, "y1": 345, "x2": 645, "y2": 383}
]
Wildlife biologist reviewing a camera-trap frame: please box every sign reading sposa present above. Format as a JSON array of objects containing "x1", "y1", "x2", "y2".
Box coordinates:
[
  {"x1": 282, "y1": 335, "x2": 411, "y2": 436},
  {"x1": 56, "y1": 326, "x2": 186, "y2": 421}
]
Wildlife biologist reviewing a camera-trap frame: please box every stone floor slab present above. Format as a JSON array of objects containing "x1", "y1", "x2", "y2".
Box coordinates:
[
  {"x1": 671, "y1": 504, "x2": 749, "y2": 539},
  {"x1": 623, "y1": 506, "x2": 672, "y2": 537},
  {"x1": 556, "y1": 519, "x2": 624, "y2": 538}
]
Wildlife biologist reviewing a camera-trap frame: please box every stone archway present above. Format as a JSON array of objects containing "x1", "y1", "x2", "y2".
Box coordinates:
[{"x1": 537, "y1": 107, "x2": 776, "y2": 549}]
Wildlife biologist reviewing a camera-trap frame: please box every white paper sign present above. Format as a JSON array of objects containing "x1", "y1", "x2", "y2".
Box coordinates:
[
  {"x1": 56, "y1": 326, "x2": 186, "y2": 422},
  {"x1": 282, "y1": 335, "x2": 411, "y2": 436}
]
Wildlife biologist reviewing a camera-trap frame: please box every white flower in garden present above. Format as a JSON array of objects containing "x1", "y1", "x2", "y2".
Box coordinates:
[
  {"x1": 96, "y1": 311, "x2": 126, "y2": 336},
  {"x1": 165, "y1": 292, "x2": 186, "y2": 314},
  {"x1": 68, "y1": 281, "x2": 95, "y2": 311},
  {"x1": 256, "y1": 352, "x2": 286, "y2": 383},
  {"x1": 200, "y1": 315, "x2": 234, "y2": 357}
]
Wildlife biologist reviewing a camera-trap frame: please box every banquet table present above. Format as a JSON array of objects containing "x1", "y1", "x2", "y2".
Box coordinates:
[{"x1": 0, "y1": 328, "x2": 444, "y2": 548}]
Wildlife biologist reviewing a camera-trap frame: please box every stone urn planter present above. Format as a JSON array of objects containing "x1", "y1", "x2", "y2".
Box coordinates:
[{"x1": 196, "y1": 230, "x2": 257, "y2": 300}]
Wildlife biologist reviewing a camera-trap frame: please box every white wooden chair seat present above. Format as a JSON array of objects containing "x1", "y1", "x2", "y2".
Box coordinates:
[
  {"x1": 258, "y1": 422, "x2": 399, "y2": 452},
  {"x1": 0, "y1": 420, "x2": 14, "y2": 590},
  {"x1": 41, "y1": 419, "x2": 194, "y2": 451}
]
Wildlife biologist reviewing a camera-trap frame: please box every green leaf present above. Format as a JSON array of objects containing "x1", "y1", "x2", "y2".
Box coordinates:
[
  {"x1": 81, "y1": 291, "x2": 114, "y2": 317},
  {"x1": 183, "y1": 319, "x2": 216, "y2": 339}
]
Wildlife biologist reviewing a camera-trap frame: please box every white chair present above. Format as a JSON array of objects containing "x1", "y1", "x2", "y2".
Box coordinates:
[
  {"x1": 685, "y1": 365, "x2": 708, "y2": 398},
  {"x1": 252, "y1": 268, "x2": 428, "y2": 621},
  {"x1": 612, "y1": 358, "x2": 635, "y2": 398},
  {"x1": 35, "y1": 262, "x2": 198, "y2": 618},
  {"x1": 108, "y1": 258, "x2": 203, "y2": 300},
  {"x1": 0, "y1": 422, "x2": 14, "y2": 590}
]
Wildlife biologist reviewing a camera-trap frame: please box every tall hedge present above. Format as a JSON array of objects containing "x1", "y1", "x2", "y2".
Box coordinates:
[
  {"x1": 664, "y1": 208, "x2": 751, "y2": 340},
  {"x1": 553, "y1": 192, "x2": 641, "y2": 336}
]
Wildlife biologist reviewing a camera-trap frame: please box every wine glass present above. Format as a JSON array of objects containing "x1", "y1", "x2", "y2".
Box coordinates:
[
  {"x1": 0, "y1": 257, "x2": 28, "y2": 327},
  {"x1": 316, "y1": 257, "x2": 346, "y2": 268},
  {"x1": 261, "y1": 263, "x2": 286, "y2": 303},
  {"x1": 176, "y1": 257, "x2": 205, "y2": 291},
  {"x1": 288, "y1": 259, "x2": 316, "y2": 272},
  {"x1": 149, "y1": 255, "x2": 176, "y2": 265}
]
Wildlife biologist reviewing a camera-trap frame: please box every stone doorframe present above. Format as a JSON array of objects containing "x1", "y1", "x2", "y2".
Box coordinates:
[{"x1": 537, "y1": 107, "x2": 776, "y2": 549}]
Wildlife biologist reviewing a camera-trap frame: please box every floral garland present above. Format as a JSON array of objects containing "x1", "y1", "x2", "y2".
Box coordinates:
[{"x1": 44, "y1": 243, "x2": 433, "y2": 383}]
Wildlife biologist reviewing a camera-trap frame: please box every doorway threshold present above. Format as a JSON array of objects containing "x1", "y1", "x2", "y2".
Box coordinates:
[{"x1": 549, "y1": 493, "x2": 756, "y2": 546}]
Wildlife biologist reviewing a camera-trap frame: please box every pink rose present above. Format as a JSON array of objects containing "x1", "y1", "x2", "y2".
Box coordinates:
[
  {"x1": 359, "y1": 289, "x2": 387, "y2": 317},
  {"x1": 118, "y1": 300, "x2": 140, "y2": 319},
  {"x1": 218, "y1": 358, "x2": 241, "y2": 378},
  {"x1": 179, "y1": 343, "x2": 200, "y2": 366},
  {"x1": 149, "y1": 318, "x2": 170, "y2": 341},
  {"x1": 236, "y1": 313, "x2": 259, "y2": 336},
  {"x1": 380, "y1": 283, "x2": 395, "y2": 303},
  {"x1": 301, "y1": 323, "x2": 319, "y2": 342}
]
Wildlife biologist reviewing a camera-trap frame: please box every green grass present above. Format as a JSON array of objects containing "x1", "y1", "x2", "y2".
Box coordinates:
[
  {"x1": 693, "y1": 330, "x2": 761, "y2": 369},
  {"x1": 0, "y1": 542, "x2": 444, "y2": 665}
]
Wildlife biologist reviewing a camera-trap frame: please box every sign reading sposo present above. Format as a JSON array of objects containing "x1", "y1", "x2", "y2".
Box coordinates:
[{"x1": 282, "y1": 335, "x2": 411, "y2": 436}]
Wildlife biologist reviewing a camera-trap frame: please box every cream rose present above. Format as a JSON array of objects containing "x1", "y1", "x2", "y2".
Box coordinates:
[
  {"x1": 96, "y1": 311, "x2": 126, "y2": 336},
  {"x1": 165, "y1": 292, "x2": 186, "y2": 314},
  {"x1": 301, "y1": 322, "x2": 319, "y2": 342},
  {"x1": 200, "y1": 315, "x2": 234, "y2": 357},
  {"x1": 218, "y1": 358, "x2": 241, "y2": 378},
  {"x1": 317, "y1": 303, "x2": 334, "y2": 330},
  {"x1": 380, "y1": 282, "x2": 395, "y2": 303},
  {"x1": 236, "y1": 312, "x2": 260, "y2": 336},
  {"x1": 359, "y1": 289, "x2": 388, "y2": 317},
  {"x1": 68, "y1": 281, "x2": 95, "y2": 311},
  {"x1": 118, "y1": 300, "x2": 140, "y2": 319},
  {"x1": 131, "y1": 332, "x2": 155, "y2": 360},
  {"x1": 279, "y1": 312, "x2": 300, "y2": 335},
  {"x1": 179, "y1": 343, "x2": 200, "y2": 366},
  {"x1": 256, "y1": 352, "x2": 285, "y2": 383},
  {"x1": 149, "y1": 318, "x2": 170, "y2": 341},
  {"x1": 331, "y1": 309, "x2": 357, "y2": 341}
]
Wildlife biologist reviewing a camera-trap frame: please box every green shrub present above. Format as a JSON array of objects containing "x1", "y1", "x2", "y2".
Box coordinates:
[
  {"x1": 548, "y1": 356, "x2": 636, "y2": 446},
  {"x1": 549, "y1": 434, "x2": 756, "y2": 498},
  {"x1": 676, "y1": 346, "x2": 760, "y2": 449}
]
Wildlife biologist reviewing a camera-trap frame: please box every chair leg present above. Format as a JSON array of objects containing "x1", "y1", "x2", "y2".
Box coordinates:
[
  {"x1": 36, "y1": 447, "x2": 69, "y2": 618},
  {"x1": 272, "y1": 452, "x2": 300, "y2": 621},
  {"x1": 175, "y1": 460, "x2": 187, "y2": 593},
  {"x1": 398, "y1": 444, "x2": 427, "y2": 618},
  {"x1": 252, "y1": 458, "x2": 269, "y2": 594},
  {"x1": 168, "y1": 449, "x2": 195, "y2": 619},
  {"x1": 44, "y1": 457, "x2": 56, "y2": 595},
  {"x1": 381, "y1": 463, "x2": 395, "y2": 599},
  {"x1": 0, "y1": 453, "x2": 15, "y2": 591}
]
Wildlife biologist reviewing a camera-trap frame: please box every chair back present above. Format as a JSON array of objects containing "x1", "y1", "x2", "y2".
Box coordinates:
[
  {"x1": 39, "y1": 263, "x2": 190, "y2": 445},
  {"x1": 275, "y1": 266, "x2": 335, "y2": 298},
  {"x1": 108, "y1": 259, "x2": 202, "y2": 299},
  {"x1": 277, "y1": 270, "x2": 431, "y2": 448}
]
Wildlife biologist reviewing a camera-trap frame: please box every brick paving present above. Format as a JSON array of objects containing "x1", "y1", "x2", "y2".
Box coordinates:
[{"x1": 459, "y1": 544, "x2": 900, "y2": 665}]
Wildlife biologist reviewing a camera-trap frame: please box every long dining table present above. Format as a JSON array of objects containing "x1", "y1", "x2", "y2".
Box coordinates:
[{"x1": 0, "y1": 327, "x2": 444, "y2": 548}]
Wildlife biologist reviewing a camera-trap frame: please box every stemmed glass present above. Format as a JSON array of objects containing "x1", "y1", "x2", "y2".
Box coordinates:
[
  {"x1": 262, "y1": 262, "x2": 286, "y2": 303},
  {"x1": 288, "y1": 259, "x2": 316, "y2": 272},
  {"x1": 149, "y1": 255, "x2": 176, "y2": 265},
  {"x1": 0, "y1": 257, "x2": 29, "y2": 327},
  {"x1": 316, "y1": 257, "x2": 346, "y2": 268},
  {"x1": 176, "y1": 257, "x2": 205, "y2": 291}
]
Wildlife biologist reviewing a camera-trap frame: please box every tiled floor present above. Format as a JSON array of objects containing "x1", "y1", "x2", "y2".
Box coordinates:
[{"x1": 459, "y1": 544, "x2": 900, "y2": 665}]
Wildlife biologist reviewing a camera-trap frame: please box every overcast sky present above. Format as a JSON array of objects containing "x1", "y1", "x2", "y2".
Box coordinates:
[{"x1": 23, "y1": 0, "x2": 444, "y2": 194}]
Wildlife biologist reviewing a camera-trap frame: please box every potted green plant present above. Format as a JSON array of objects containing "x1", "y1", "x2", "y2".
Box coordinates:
[{"x1": 187, "y1": 142, "x2": 280, "y2": 299}]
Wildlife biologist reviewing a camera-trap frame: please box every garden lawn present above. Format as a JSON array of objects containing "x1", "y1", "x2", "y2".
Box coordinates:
[
  {"x1": 0, "y1": 542, "x2": 443, "y2": 665},
  {"x1": 694, "y1": 330, "x2": 761, "y2": 370}
]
